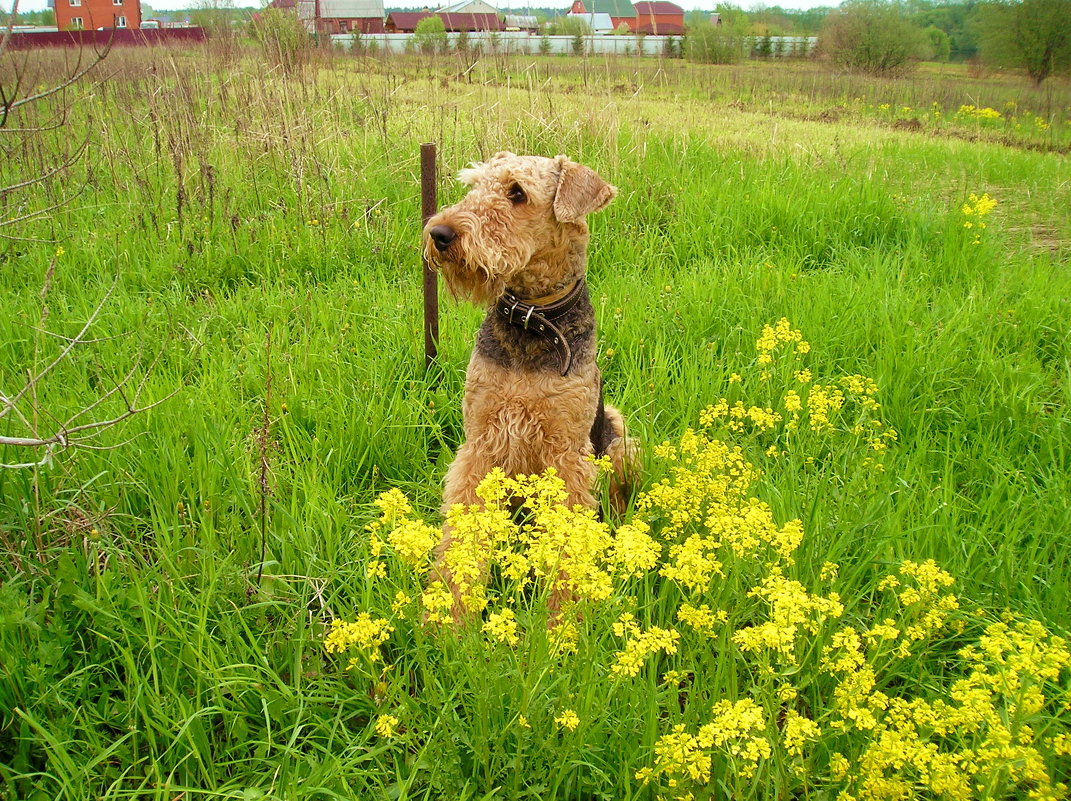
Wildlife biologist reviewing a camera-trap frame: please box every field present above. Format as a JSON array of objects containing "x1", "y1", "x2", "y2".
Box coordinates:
[{"x1": 1, "y1": 45, "x2": 1070, "y2": 800}]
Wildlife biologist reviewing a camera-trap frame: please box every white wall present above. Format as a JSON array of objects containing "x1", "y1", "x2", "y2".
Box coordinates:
[{"x1": 333, "y1": 31, "x2": 818, "y2": 57}]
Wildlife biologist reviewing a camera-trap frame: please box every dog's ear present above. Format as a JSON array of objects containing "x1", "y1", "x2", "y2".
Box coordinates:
[{"x1": 552, "y1": 156, "x2": 617, "y2": 223}]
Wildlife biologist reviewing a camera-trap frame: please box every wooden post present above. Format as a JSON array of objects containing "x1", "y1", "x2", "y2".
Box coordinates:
[{"x1": 421, "y1": 143, "x2": 439, "y2": 372}]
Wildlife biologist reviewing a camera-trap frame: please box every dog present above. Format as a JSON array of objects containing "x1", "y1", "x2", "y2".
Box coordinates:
[{"x1": 422, "y1": 151, "x2": 633, "y2": 614}]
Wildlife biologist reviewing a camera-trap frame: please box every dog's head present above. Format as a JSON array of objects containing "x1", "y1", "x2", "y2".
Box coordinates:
[{"x1": 423, "y1": 152, "x2": 616, "y2": 305}]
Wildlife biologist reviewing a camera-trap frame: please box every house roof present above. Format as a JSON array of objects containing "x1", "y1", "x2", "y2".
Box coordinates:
[
  {"x1": 318, "y1": 0, "x2": 385, "y2": 17},
  {"x1": 589, "y1": 0, "x2": 634, "y2": 17},
  {"x1": 436, "y1": 0, "x2": 499, "y2": 14},
  {"x1": 633, "y1": 1, "x2": 684, "y2": 15},
  {"x1": 387, "y1": 11, "x2": 504, "y2": 31},
  {"x1": 267, "y1": 0, "x2": 297, "y2": 9}
]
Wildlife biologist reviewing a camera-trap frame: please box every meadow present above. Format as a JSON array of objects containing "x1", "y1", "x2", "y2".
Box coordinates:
[{"x1": 0, "y1": 44, "x2": 1070, "y2": 799}]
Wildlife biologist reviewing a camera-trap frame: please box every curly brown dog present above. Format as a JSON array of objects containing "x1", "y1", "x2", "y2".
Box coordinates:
[{"x1": 422, "y1": 151, "x2": 633, "y2": 610}]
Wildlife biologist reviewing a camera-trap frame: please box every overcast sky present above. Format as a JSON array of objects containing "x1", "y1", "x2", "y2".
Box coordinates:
[{"x1": 9, "y1": 0, "x2": 839, "y2": 18}]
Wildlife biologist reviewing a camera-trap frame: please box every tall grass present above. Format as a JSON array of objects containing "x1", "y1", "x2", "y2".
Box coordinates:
[{"x1": 0, "y1": 45, "x2": 1069, "y2": 799}]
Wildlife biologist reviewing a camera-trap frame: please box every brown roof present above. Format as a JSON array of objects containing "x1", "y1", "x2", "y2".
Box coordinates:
[
  {"x1": 267, "y1": 0, "x2": 297, "y2": 8},
  {"x1": 633, "y1": 2, "x2": 684, "y2": 15},
  {"x1": 387, "y1": 11, "x2": 503, "y2": 31}
]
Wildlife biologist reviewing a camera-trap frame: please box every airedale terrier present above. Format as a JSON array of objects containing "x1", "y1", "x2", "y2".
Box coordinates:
[{"x1": 423, "y1": 151, "x2": 633, "y2": 600}]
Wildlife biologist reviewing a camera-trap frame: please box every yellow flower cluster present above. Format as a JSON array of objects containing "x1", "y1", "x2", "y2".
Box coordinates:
[
  {"x1": 610, "y1": 614, "x2": 681, "y2": 678},
  {"x1": 639, "y1": 699, "x2": 772, "y2": 791},
  {"x1": 957, "y1": 104, "x2": 1003, "y2": 120},
  {"x1": 482, "y1": 607, "x2": 520, "y2": 646},
  {"x1": 555, "y1": 709, "x2": 580, "y2": 732},
  {"x1": 364, "y1": 487, "x2": 439, "y2": 577},
  {"x1": 732, "y1": 571, "x2": 844, "y2": 665},
  {"x1": 756, "y1": 317, "x2": 811, "y2": 360},
  {"x1": 374, "y1": 713, "x2": 400, "y2": 738},
  {"x1": 700, "y1": 398, "x2": 782, "y2": 434},
  {"x1": 826, "y1": 615, "x2": 1071, "y2": 801},
  {"x1": 323, "y1": 614, "x2": 394, "y2": 664},
  {"x1": 962, "y1": 191, "x2": 997, "y2": 230},
  {"x1": 676, "y1": 603, "x2": 727, "y2": 635}
]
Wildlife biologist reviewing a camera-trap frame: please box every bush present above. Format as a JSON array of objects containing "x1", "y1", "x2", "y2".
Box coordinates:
[{"x1": 819, "y1": 0, "x2": 928, "y2": 75}]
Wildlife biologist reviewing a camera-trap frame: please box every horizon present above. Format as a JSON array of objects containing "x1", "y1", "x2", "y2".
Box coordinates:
[{"x1": 8, "y1": 0, "x2": 840, "y2": 19}]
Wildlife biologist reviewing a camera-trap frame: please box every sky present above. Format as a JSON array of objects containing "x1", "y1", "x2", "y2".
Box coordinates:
[{"x1": 8, "y1": 0, "x2": 838, "y2": 19}]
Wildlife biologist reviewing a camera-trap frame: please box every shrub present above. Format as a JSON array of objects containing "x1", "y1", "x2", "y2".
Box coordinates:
[{"x1": 819, "y1": 0, "x2": 928, "y2": 75}]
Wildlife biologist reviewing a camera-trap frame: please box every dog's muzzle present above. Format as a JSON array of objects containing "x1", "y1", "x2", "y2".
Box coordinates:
[{"x1": 428, "y1": 225, "x2": 456, "y2": 253}]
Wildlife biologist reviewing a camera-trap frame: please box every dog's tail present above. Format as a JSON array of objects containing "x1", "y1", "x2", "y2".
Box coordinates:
[{"x1": 600, "y1": 403, "x2": 639, "y2": 516}]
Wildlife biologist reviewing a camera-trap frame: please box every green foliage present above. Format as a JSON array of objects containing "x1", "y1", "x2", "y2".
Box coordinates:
[
  {"x1": 547, "y1": 15, "x2": 590, "y2": 37},
  {"x1": 414, "y1": 15, "x2": 448, "y2": 55},
  {"x1": 820, "y1": 0, "x2": 929, "y2": 75},
  {"x1": 976, "y1": 0, "x2": 1071, "y2": 84},
  {"x1": 925, "y1": 23, "x2": 953, "y2": 61},
  {"x1": 572, "y1": 31, "x2": 586, "y2": 57},
  {"x1": 685, "y1": 22, "x2": 749, "y2": 63},
  {"x1": 251, "y1": 8, "x2": 312, "y2": 74}
]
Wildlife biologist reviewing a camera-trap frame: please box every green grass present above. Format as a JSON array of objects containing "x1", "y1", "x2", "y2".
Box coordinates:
[{"x1": 1, "y1": 46, "x2": 1069, "y2": 799}]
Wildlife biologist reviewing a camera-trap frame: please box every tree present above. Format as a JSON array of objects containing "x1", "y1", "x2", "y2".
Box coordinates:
[
  {"x1": 819, "y1": 0, "x2": 928, "y2": 75},
  {"x1": 414, "y1": 15, "x2": 448, "y2": 55},
  {"x1": 976, "y1": 0, "x2": 1071, "y2": 84},
  {"x1": 924, "y1": 23, "x2": 952, "y2": 60}
]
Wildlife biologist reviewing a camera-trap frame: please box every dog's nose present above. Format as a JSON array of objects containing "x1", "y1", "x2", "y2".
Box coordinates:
[{"x1": 428, "y1": 225, "x2": 456, "y2": 252}]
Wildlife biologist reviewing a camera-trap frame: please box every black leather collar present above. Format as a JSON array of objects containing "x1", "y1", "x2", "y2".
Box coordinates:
[{"x1": 495, "y1": 280, "x2": 586, "y2": 376}]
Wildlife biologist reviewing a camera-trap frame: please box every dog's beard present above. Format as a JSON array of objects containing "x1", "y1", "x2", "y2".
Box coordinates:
[
  {"x1": 439, "y1": 259, "x2": 503, "y2": 306},
  {"x1": 426, "y1": 238, "x2": 527, "y2": 307}
]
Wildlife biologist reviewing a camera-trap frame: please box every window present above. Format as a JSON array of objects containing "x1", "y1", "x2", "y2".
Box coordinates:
[
  {"x1": 116, "y1": 15, "x2": 126, "y2": 27},
  {"x1": 70, "y1": 16, "x2": 83, "y2": 27},
  {"x1": 338, "y1": 20, "x2": 349, "y2": 32},
  {"x1": 113, "y1": 0, "x2": 123, "y2": 5},
  {"x1": 69, "y1": 0, "x2": 81, "y2": 6}
]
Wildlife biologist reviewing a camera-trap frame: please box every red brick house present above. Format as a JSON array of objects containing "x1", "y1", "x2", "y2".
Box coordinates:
[
  {"x1": 296, "y1": 0, "x2": 385, "y2": 35},
  {"x1": 52, "y1": 0, "x2": 142, "y2": 31},
  {"x1": 631, "y1": 1, "x2": 684, "y2": 35}
]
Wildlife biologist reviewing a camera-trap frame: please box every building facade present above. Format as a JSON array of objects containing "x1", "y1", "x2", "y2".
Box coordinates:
[
  {"x1": 297, "y1": 0, "x2": 385, "y2": 35},
  {"x1": 51, "y1": 0, "x2": 142, "y2": 31},
  {"x1": 631, "y1": 1, "x2": 684, "y2": 35}
]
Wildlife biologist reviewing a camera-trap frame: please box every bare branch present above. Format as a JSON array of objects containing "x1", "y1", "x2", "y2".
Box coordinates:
[
  {"x1": 1, "y1": 137, "x2": 87, "y2": 195},
  {"x1": 0, "y1": 278, "x2": 117, "y2": 420}
]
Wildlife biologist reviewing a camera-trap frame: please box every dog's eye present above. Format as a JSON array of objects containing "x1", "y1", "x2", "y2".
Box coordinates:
[{"x1": 507, "y1": 183, "x2": 527, "y2": 205}]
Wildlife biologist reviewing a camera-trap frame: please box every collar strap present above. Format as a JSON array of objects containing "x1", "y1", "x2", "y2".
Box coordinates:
[{"x1": 495, "y1": 279, "x2": 585, "y2": 376}]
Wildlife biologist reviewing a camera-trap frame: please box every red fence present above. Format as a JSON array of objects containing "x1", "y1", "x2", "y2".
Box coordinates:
[{"x1": 7, "y1": 27, "x2": 207, "y2": 51}]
